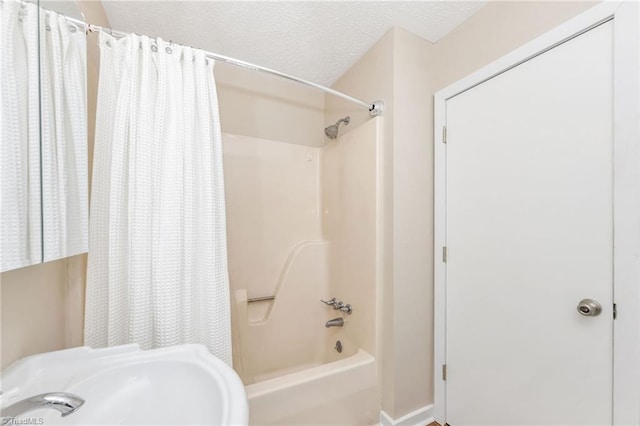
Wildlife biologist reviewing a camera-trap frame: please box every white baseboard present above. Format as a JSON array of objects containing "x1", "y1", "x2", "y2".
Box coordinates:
[{"x1": 379, "y1": 404, "x2": 434, "y2": 426}]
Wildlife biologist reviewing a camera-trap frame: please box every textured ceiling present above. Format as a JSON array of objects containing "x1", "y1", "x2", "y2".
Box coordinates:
[{"x1": 101, "y1": 1, "x2": 486, "y2": 86}]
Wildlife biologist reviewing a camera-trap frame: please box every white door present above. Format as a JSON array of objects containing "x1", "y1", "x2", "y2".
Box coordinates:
[{"x1": 445, "y1": 21, "x2": 613, "y2": 426}]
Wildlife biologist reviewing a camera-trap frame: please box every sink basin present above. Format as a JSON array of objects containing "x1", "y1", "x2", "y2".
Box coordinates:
[{"x1": 0, "y1": 344, "x2": 248, "y2": 425}]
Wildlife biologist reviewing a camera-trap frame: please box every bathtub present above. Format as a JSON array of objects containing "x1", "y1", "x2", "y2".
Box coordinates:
[
  {"x1": 246, "y1": 349, "x2": 378, "y2": 425},
  {"x1": 231, "y1": 241, "x2": 380, "y2": 425}
]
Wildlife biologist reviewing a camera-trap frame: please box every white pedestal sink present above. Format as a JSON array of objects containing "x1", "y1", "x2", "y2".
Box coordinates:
[{"x1": 0, "y1": 344, "x2": 248, "y2": 425}]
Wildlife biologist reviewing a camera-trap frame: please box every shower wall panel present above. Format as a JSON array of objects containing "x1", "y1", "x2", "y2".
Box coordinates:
[
  {"x1": 223, "y1": 133, "x2": 321, "y2": 310},
  {"x1": 321, "y1": 118, "x2": 381, "y2": 357}
]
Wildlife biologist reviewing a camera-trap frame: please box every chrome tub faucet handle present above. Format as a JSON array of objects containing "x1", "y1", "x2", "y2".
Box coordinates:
[
  {"x1": 321, "y1": 298, "x2": 353, "y2": 314},
  {"x1": 338, "y1": 303, "x2": 352, "y2": 314}
]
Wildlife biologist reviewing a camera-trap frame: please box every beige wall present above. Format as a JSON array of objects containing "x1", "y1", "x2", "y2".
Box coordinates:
[
  {"x1": 390, "y1": 29, "x2": 435, "y2": 417},
  {"x1": 2, "y1": 261, "x2": 66, "y2": 369},
  {"x1": 434, "y1": 1, "x2": 597, "y2": 91}
]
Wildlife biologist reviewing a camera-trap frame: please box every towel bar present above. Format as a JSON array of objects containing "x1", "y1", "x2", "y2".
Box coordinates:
[{"x1": 247, "y1": 296, "x2": 275, "y2": 303}]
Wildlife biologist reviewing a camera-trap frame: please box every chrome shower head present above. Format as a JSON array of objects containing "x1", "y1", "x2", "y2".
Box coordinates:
[{"x1": 324, "y1": 116, "x2": 350, "y2": 140}]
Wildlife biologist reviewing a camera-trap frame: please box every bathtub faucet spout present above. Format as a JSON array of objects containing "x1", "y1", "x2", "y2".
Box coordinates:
[{"x1": 325, "y1": 318, "x2": 344, "y2": 328}]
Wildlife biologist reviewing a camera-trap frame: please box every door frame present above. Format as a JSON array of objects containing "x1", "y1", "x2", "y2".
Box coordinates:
[{"x1": 433, "y1": 2, "x2": 640, "y2": 424}]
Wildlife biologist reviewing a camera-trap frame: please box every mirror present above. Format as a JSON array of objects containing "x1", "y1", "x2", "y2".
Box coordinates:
[
  {"x1": 38, "y1": 0, "x2": 88, "y2": 263},
  {"x1": 1, "y1": 0, "x2": 42, "y2": 271},
  {"x1": 1, "y1": 0, "x2": 88, "y2": 272}
]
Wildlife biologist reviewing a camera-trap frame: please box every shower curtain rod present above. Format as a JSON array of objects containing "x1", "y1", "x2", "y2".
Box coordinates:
[{"x1": 63, "y1": 15, "x2": 384, "y2": 116}]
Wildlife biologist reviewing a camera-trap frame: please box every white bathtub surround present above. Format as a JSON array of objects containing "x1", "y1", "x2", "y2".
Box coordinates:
[
  {"x1": 224, "y1": 120, "x2": 382, "y2": 424},
  {"x1": 233, "y1": 241, "x2": 336, "y2": 383},
  {"x1": 85, "y1": 32, "x2": 232, "y2": 364},
  {"x1": 379, "y1": 405, "x2": 434, "y2": 426},
  {"x1": 321, "y1": 117, "x2": 380, "y2": 358}
]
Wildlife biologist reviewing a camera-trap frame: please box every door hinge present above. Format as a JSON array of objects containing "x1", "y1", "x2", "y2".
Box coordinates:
[
  {"x1": 613, "y1": 303, "x2": 617, "y2": 320},
  {"x1": 442, "y1": 126, "x2": 447, "y2": 144},
  {"x1": 442, "y1": 246, "x2": 447, "y2": 263},
  {"x1": 442, "y1": 364, "x2": 447, "y2": 381}
]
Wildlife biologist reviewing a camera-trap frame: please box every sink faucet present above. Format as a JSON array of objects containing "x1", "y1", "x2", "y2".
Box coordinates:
[
  {"x1": 325, "y1": 317, "x2": 344, "y2": 327},
  {"x1": 1, "y1": 393, "x2": 84, "y2": 425}
]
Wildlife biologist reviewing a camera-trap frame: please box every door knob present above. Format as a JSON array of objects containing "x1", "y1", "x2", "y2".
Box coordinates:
[{"x1": 576, "y1": 299, "x2": 602, "y2": 317}]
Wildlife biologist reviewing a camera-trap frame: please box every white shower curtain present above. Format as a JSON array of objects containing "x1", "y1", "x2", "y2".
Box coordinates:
[{"x1": 85, "y1": 32, "x2": 232, "y2": 365}]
